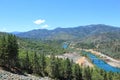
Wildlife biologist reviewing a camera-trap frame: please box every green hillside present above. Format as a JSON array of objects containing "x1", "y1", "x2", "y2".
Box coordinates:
[
  {"x1": 0, "y1": 32, "x2": 65, "y2": 55},
  {"x1": 75, "y1": 32, "x2": 120, "y2": 59},
  {"x1": 15, "y1": 24, "x2": 120, "y2": 59}
]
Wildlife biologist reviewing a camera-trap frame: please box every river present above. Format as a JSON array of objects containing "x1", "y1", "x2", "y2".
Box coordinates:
[
  {"x1": 82, "y1": 51, "x2": 120, "y2": 72},
  {"x1": 62, "y1": 43, "x2": 68, "y2": 49}
]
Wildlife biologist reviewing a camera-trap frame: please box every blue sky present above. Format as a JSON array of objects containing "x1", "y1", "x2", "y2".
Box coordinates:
[{"x1": 0, "y1": 0, "x2": 120, "y2": 32}]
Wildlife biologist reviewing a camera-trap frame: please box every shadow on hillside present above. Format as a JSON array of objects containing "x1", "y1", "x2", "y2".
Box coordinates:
[{"x1": 0, "y1": 65, "x2": 27, "y2": 76}]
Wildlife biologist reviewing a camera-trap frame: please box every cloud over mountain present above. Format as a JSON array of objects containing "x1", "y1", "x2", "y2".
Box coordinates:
[
  {"x1": 41, "y1": 24, "x2": 49, "y2": 29},
  {"x1": 33, "y1": 19, "x2": 45, "y2": 25}
]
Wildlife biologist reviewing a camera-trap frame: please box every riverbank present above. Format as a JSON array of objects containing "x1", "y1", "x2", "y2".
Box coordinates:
[{"x1": 83, "y1": 49, "x2": 120, "y2": 68}]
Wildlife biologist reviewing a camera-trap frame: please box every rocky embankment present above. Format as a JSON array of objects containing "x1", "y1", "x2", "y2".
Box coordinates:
[{"x1": 0, "y1": 69, "x2": 51, "y2": 80}]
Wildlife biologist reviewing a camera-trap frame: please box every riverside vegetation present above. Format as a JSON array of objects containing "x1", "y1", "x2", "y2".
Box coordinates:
[{"x1": 0, "y1": 33, "x2": 120, "y2": 80}]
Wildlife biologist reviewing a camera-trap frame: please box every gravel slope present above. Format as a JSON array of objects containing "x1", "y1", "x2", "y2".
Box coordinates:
[{"x1": 0, "y1": 69, "x2": 51, "y2": 80}]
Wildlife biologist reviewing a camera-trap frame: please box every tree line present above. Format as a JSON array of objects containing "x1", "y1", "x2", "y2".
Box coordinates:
[{"x1": 0, "y1": 34, "x2": 18, "y2": 68}]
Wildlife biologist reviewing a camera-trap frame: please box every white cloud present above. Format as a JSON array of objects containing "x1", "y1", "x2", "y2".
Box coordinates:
[
  {"x1": 33, "y1": 19, "x2": 45, "y2": 25},
  {"x1": 41, "y1": 24, "x2": 49, "y2": 29}
]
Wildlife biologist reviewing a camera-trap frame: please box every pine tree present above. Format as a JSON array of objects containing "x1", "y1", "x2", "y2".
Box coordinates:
[
  {"x1": 40, "y1": 52, "x2": 46, "y2": 76},
  {"x1": 32, "y1": 52, "x2": 40, "y2": 74},
  {"x1": 58, "y1": 58, "x2": 64, "y2": 79},
  {"x1": 107, "y1": 72, "x2": 113, "y2": 80},
  {"x1": 24, "y1": 51, "x2": 31, "y2": 72},
  {"x1": 0, "y1": 36, "x2": 7, "y2": 66},
  {"x1": 112, "y1": 73, "x2": 120, "y2": 80},
  {"x1": 83, "y1": 66, "x2": 92, "y2": 80},
  {"x1": 0, "y1": 34, "x2": 18, "y2": 68},
  {"x1": 54, "y1": 57, "x2": 60, "y2": 79},
  {"x1": 91, "y1": 70, "x2": 104, "y2": 80},
  {"x1": 49, "y1": 53, "x2": 56, "y2": 78},
  {"x1": 72, "y1": 64, "x2": 82, "y2": 80},
  {"x1": 64, "y1": 58, "x2": 72, "y2": 80},
  {"x1": 103, "y1": 71, "x2": 108, "y2": 80},
  {"x1": 7, "y1": 34, "x2": 18, "y2": 67}
]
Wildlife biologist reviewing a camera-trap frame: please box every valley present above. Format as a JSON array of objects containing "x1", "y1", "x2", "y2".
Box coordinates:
[
  {"x1": 16, "y1": 24, "x2": 120, "y2": 59},
  {"x1": 0, "y1": 24, "x2": 120, "y2": 80},
  {"x1": 62, "y1": 42, "x2": 120, "y2": 72}
]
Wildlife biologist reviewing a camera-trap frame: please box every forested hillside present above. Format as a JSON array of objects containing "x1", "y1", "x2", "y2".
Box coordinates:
[
  {"x1": 16, "y1": 24, "x2": 120, "y2": 59},
  {"x1": 0, "y1": 33, "x2": 120, "y2": 80},
  {"x1": 75, "y1": 32, "x2": 120, "y2": 59},
  {"x1": 18, "y1": 38, "x2": 65, "y2": 55}
]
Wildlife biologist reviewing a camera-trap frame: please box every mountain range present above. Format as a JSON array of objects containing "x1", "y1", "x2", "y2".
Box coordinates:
[{"x1": 16, "y1": 24, "x2": 120, "y2": 41}]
